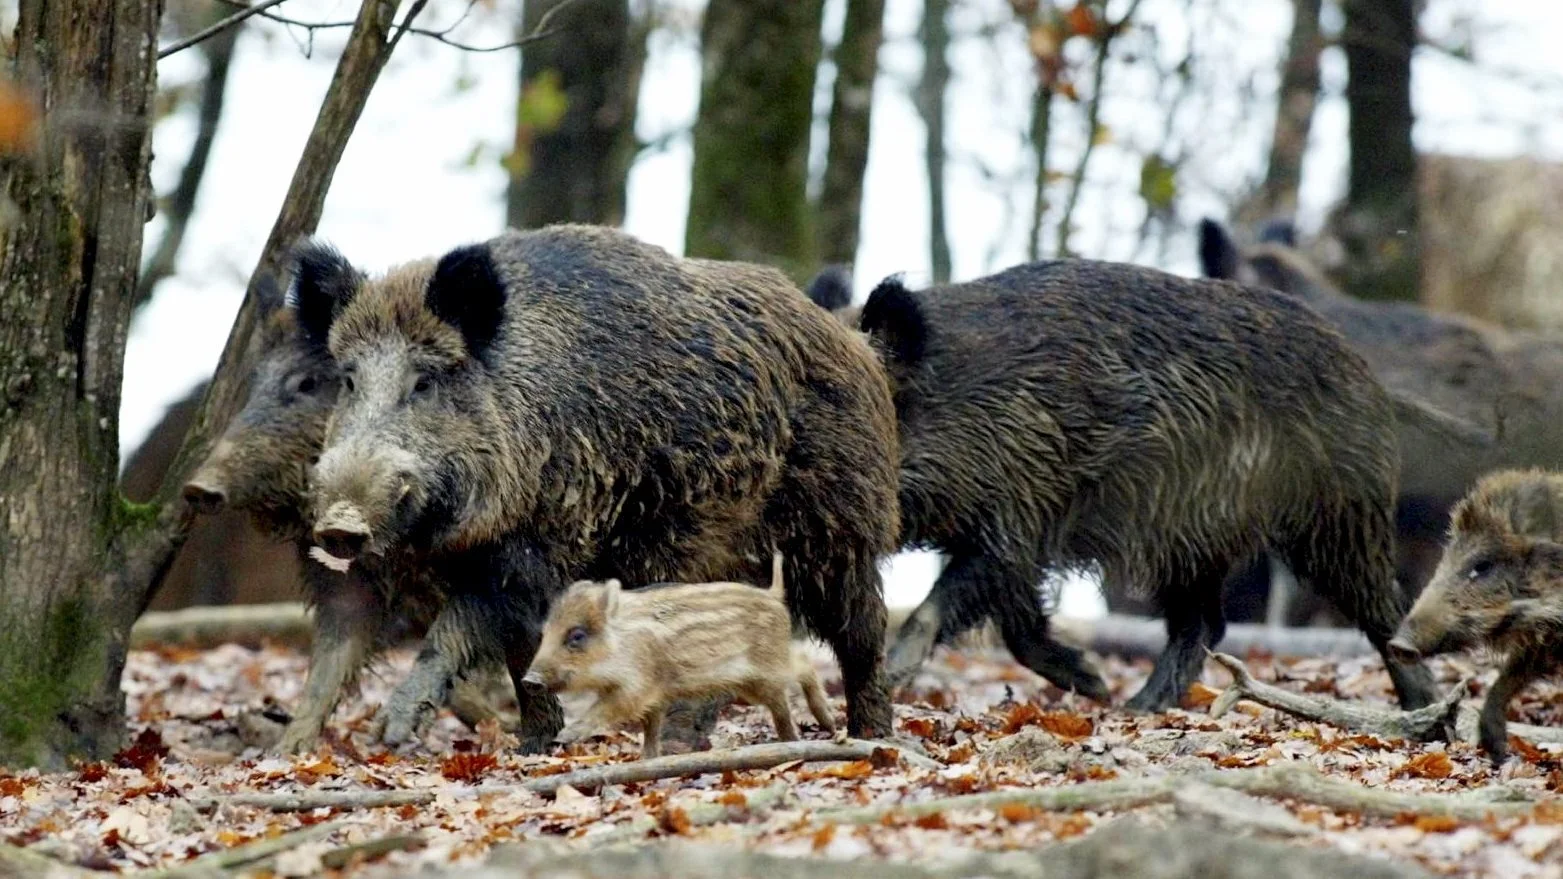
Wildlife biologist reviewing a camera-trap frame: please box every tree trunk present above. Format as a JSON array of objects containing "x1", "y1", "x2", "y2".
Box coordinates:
[
  {"x1": 506, "y1": 0, "x2": 646, "y2": 230},
  {"x1": 1240, "y1": 0, "x2": 1322, "y2": 225},
  {"x1": 1332, "y1": 0, "x2": 1420, "y2": 302},
  {"x1": 816, "y1": 0, "x2": 886, "y2": 268},
  {"x1": 685, "y1": 0, "x2": 826, "y2": 282},
  {"x1": 915, "y1": 0, "x2": 951, "y2": 283},
  {"x1": 0, "y1": 0, "x2": 164, "y2": 768}
]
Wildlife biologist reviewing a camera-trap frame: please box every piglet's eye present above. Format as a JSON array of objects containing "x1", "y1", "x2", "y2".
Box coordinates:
[
  {"x1": 565, "y1": 626, "x2": 589, "y2": 649},
  {"x1": 412, "y1": 375, "x2": 432, "y2": 395},
  {"x1": 1467, "y1": 559, "x2": 1495, "y2": 580}
]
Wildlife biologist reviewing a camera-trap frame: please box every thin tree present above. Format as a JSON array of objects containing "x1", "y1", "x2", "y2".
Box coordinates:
[
  {"x1": 915, "y1": 0, "x2": 952, "y2": 283},
  {"x1": 685, "y1": 0, "x2": 827, "y2": 282},
  {"x1": 1240, "y1": 0, "x2": 1323, "y2": 226},
  {"x1": 816, "y1": 0, "x2": 887, "y2": 269}
]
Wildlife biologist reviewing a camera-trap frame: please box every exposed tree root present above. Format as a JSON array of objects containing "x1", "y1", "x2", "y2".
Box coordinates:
[
  {"x1": 592, "y1": 782, "x2": 793, "y2": 846},
  {"x1": 0, "y1": 843, "x2": 91, "y2": 879},
  {"x1": 1207, "y1": 652, "x2": 1463, "y2": 741},
  {"x1": 190, "y1": 739, "x2": 936, "y2": 813},
  {"x1": 813, "y1": 761, "x2": 1537, "y2": 826},
  {"x1": 147, "y1": 820, "x2": 342, "y2": 878},
  {"x1": 130, "y1": 602, "x2": 312, "y2": 650}
]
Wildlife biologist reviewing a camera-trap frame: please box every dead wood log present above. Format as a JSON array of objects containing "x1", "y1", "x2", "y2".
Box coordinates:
[
  {"x1": 129, "y1": 602, "x2": 312, "y2": 649},
  {"x1": 1051, "y1": 615, "x2": 1377, "y2": 659}
]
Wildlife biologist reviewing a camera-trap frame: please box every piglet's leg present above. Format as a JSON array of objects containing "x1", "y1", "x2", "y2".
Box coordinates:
[
  {"x1": 756, "y1": 684, "x2": 799, "y2": 742},
  {"x1": 277, "y1": 566, "x2": 381, "y2": 755},
  {"x1": 1479, "y1": 647, "x2": 1553, "y2": 765},
  {"x1": 640, "y1": 710, "x2": 664, "y2": 759}
]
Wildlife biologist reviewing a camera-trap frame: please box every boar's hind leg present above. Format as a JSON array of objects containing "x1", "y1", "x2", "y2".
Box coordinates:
[
  {"x1": 1124, "y1": 571, "x2": 1227, "y2": 713},
  {"x1": 886, "y1": 554, "x2": 994, "y2": 688},
  {"x1": 277, "y1": 567, "x2": 381, "y2": 755},
  {"x1": 798, "y1": 553, "x2": 893, "y2": 739},
  {"x1": 992, "y1": 573, "x2": 1110, "y2": 703}
]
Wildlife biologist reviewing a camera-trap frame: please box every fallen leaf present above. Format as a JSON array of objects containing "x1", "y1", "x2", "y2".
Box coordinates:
[
  {"x1": 441, "y1": 752, "x2": 498, "y2": 783},
  {"x1": 811, "y1": 823, "x2": 836, "y2": 851},
  {"x1": 1396, "y1": 752, "x2": 1454, "y2": 780},
  {"x1": 913, "y1": 813, "x2": 949, "y2": 830}
]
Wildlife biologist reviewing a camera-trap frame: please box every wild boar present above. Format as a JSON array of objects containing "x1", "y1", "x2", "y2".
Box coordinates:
[
  {"x1": 180, "y1": 273, "x2": 512, "y2": 754},
  {"x1": 1198, "y1": 218, "x2": 1563, "y2": 627},
  {"x1": 524, "y1": 553, "x2": 836, "y2": 757},
  {"x1": 297, "y1": 224, "x2": 901, "y2": 743},
  {"x1": 1389, "y1": 469, "x2": 1563, "y2": 762},
  {"x1": 809, "y1": 262, "x2": 1437, "y2": 713}
]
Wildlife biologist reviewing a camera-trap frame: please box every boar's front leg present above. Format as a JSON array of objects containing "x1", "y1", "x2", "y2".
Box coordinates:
[
  {"x1": 1479, "y1": 647, "x2": 1554, "y2": 764},
  {"x1": 277, "y1": 563, "x2": 382, "y2": 755},
  {"x1": 379, "y1": 541, "x2": 564, "y2": 751}
]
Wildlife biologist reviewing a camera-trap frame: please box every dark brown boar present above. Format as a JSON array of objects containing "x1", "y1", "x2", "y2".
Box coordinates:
[
  {"x1": 179, "y1": 273, "x2": 510, "y2": 754},
  {"x1": 1199, "y1": 218, "x2": 1563, "y2": 626},
  {"x1": 524, "y1": 553, "x2": 836, "y2": 758},
  {"x1": 1389, "y1": 469, "x2": 1563, "y2": 763},
  {"x1": 297, "y1": 224, "x2": 901, "y2": 743},
  {"x1": 833, "y1": 261, "x2": 1436, "y2": 713}
]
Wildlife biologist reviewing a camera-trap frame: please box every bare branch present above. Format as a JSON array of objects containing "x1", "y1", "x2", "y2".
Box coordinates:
[
  {"x1": 208, "y1": 0, "x2": 584, "y2": 54},
  {"x1": 157, "y1": 0, "x2": 292, "y2": 59}
]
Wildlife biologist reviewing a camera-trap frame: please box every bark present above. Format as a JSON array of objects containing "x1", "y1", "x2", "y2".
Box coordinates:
[
  {"x1": 816, "y1": 0, "x2": 886, "y2": 267},
  {"x1": 1026, "y1": 81, "x2": 1054, "y2": 262},
  {"x1": 1238, "y1": 0, "x2": 1322, "y2": 225},
  {"x1": 914, "y1": 0, "x2": 951, "y2": 283},
  {"x1": 1331, "y1": 0, "x2": 1420, "y2": 302},
  {"x1": 685, "y1": 0, "x2": 825, "y2": 283},
  {"x1": 506, "y1": 0, "x2": 646, "y2": 229},
  {"x1": 136, "y1": 16, "x2": 240, "y2": 307},
  {"x1": 0, "y1": 0, "x2": 164, "y2": 769}
]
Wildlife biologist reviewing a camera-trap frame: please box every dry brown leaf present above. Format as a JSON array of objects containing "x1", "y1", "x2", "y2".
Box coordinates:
[
  {"x1": 658, "y1": 805, "x2": 691, "y2": 836},
  {"x1": 441, "y1": 752, "x2": 498, "y2": 783},
  {"x1": 1396, "y1": 752, "x2": 1454, "y2": 780},
  {"x1": 913, "y1": 813, "x2": 949, "y2": 830},
  {"x1": 811, "y1": 823, "x2": 837, "y2": 851}
]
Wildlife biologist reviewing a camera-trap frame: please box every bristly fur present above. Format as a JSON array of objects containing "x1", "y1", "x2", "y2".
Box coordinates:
[
  {"x1": 427, "y1": 244, "x2": 507, "y2": 360},
  {"x1": 1394, "y1": 468, "x2": 1563, "y2": 763},
  {"x1": 829, "y1": 256, "x2": 1439, "y2": 714},
  {"x1": 303, "y1": 223, "x2": 901, "y2": 739},
  {"x1": 805, "y1": 265, "x2": 854, "y2": 312},
  {"x1": 528, "y1": 555, "x2": 837, "y2": 758}
]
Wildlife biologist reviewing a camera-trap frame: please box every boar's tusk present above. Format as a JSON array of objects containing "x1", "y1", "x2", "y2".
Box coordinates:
[
  {"x1": 521, "y1": 670, "x2": 545, "y2": 687},
  {"x1": 308, "y1": 545, "x2": 354, "y2": 573}
]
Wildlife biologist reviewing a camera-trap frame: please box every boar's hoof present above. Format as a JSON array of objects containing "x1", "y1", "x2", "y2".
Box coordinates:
[
  {"x1": 376, "y1": 701, "x2": 434, "y2": 748},
  {"x1": 275, "y1": 723, "x2": 320, "y2": 757},
  {"x1": 315, "y1": 527, "x2": 368, "y2": 561},
  {"x1": 1386, "y1": 637, "x2": 1421, "y2": 663},
  {"x1": 182, "y1": 481, "x2": 227, "y2": 515}
]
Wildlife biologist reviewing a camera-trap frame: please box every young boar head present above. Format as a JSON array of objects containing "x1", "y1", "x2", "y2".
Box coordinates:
[
  {"x1": 1390, "y1": 469, "x2": 1563, "y2": 660},
  {"x1": 524, "y1": 579, "x2": 623, "y2": 693},
  {"x1": 295, "y1": 240, "x2": 530, "y2": 564},
  {"x1": 182, "y1": 270, "x2": 345, "y2": 539}
]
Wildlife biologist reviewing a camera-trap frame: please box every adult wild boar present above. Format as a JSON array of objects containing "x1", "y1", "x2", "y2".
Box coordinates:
[
  {"x1": 1199, "y1": 218, "x2": 1563, "y2": 626},
  {"x1": 812, "y1": 262, "x2": 1437, "y2": 712},
  {"x1": 182, "y1": 275, "x2": 512, "y2": 753},
  {"x1": 1390, "y1": 469, "x2": 1563, "y2": 762},
  {"x1": 299, "y1": 225, "x2": 901, "y2": 741}
]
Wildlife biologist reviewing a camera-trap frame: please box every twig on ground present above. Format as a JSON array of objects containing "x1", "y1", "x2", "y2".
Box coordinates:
[
  {"x1": 189, "y1": 739, "x2": 935, "y2": 813},
  {"x1": 319, "y1": 834, "x2": 426, "y2": 870},
  {"x1": 812, "y1": 761, "x2": 1537, "y2": 827},
  {"x1": 1207, "y1": 651, "x2": 1463, "y2": 741},
  {"x1": 592, "y1": 782, "x2": 792, "y2": 847}
]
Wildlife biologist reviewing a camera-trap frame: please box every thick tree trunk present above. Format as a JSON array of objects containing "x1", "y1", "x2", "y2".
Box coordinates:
[
  {"x1": 1241, "y1": 0, "x2": 1322, "y2": 225},
  {"x1": 0, "y1": 0, "x2": 163, "y2": 768},
  {"x1": 915, "y1": 0, "x2": 951, "y2": 283},
  {"x1": 816, "y1": 0, "x2": 886, "y2": 268},
  {"x1": 685, "y1": 0, "x2": 826, "y2": 282},
  {"x1": 506, "y1": 0, "x2": 646, "y2": 229},
  {"x1": 1332, "y1": 0, "x2": 1420, "y2": 302}
]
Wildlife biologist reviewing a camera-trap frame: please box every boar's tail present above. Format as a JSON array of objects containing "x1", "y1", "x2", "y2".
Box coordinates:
[
  {"x1": 860, "y1": 275, "x2": 929, "y2": 367},
  {"x1": 1387, "y1": 389, "x2": 1496, "y2": 449},
  {"x1": 768, "y1": 551, "x2": 786, "y2": 600},
  {"x1": 805, "y1": 265, "x2": 853, "y2": 311}
]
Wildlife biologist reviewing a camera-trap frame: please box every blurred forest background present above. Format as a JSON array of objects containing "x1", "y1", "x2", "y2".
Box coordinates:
[{"x1": 20, "y1": 0, "x2": 1563, "y2": 613}]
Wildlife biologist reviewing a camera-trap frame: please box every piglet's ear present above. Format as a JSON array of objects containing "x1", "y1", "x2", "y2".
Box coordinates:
[
  {"x1": 427, "y1": 243, "x2": 506, "y2": 359},
  {"x1": 287, "y1": 239, "x2": 363, "y2": 350},
  {"x1": 600, "y1": 579, "x2": 622, "y2": 618}
]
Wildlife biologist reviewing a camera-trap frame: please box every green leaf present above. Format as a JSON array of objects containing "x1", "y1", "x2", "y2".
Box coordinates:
[{"x1": 1139, "y1": 153, "x2": 1177, "y2": 212}]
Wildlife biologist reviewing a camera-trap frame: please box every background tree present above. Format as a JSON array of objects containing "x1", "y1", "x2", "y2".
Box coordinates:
[
  {"x1": 685, "y1": 0, "x2": 826, "y2": 281},
  {"x1": 915, "y1": 0, "x2": 952, "y2": 283},
  {"x1": 507, "y1": 0, "x2": 647, "y2": 230},
  {"x1": 816, "y1": 0, "x2": 887, "y2": 270},
  {"x1": 1239, "y1": 0, "x2": 1322, "y2": 226},
  {"x1": 1329, "y1": 0, "x2": 1420, "y2": 302}
]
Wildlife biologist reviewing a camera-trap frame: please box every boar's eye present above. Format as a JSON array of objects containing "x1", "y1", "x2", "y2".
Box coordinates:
[
  {"x1": 565, "y1": 626, "x2": 589, "y2": 650},
  {"x1": 341, "y1": 367, "x2": 356, "y2": 395},
  {"x1": 289, "y1": 374, "x2": 319, "y2": 396},
  {"x1": 1467, "y1": 558, "x2": 1495, "y2": 580},
  {"x1": 412, "y1": 374, "x2": 432, "y2": 396}
]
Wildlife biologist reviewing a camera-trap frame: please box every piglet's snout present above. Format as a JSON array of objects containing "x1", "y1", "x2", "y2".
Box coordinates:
[{"x1": 1386, "y1": 636, "x2": 1422, "y2": 664}]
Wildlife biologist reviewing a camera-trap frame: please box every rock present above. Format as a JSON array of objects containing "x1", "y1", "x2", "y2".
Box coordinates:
[{"x1": 982, "y1": 729, "x2": 1074, "y2": 774}]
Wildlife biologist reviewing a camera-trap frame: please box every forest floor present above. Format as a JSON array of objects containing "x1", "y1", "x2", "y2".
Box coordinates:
[{"x1": 3, "y1": 637, "x2": 1563, "y2": 877}]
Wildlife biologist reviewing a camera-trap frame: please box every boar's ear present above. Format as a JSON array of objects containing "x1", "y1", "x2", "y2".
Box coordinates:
[
  {"x1": 1511, "y1": 478, "x2": 1562, "y2": 539},
  {"x1": 427, "y1": 243, "x2": 506, "y2": 359},
  {"x1": 1197, "y1": 218, "x2": 1241, "y2": 280},
  {"x1": 1452, "y1": 495, "x2": 1493, "y2": 538},
  {"x1": 288, "y1": 239, "x2": 362, "y2": 350},
  {"x1": 1257, "y1": 218, "x2": 1298, "y2": 248},
  {"x1": 600, "y1": 579, "x2": 622, "y2": 618},
  {"x1": 860, "y1": 275, "x2": 929, "y2": 368},
  {"x1": 805, "y1": 265, "x2": 853, "y2": 311}
]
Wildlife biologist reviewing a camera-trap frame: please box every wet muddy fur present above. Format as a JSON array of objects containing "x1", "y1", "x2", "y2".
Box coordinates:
[{"x1": 844, "y1": 261, "x2": 1437, "y2": 713}]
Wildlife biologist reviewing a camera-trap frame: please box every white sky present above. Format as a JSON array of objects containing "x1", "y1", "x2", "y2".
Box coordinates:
[{"x1": 123, "y1": 0, "x2": 1563, "y2": 610}]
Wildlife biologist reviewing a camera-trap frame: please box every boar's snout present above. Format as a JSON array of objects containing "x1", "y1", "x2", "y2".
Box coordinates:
[
  {"x1": 182, "y1": 480, "x2": 227, "y2": 515},
  {"x1": 313, "y1": 500, "x2": 374, "y2": 561},
  {"x1": 1386, "y1": 636, "x2": 1422, "y2": 664}
]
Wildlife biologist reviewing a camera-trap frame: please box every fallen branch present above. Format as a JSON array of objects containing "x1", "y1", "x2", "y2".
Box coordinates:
[
  {"x1": 190, "y1": 739, "x2": 935, "y2": 813},
  {"x1": 592, "y1": 782, "x2": 792, "y2": 847},
  {"x1": 1207, "y1": 651, "x2": 1463, "y2": 741},
  {"x1": 319, "y1": 834, "x2": 425, "y2": 870},
  {"x1": 147, "y1": 820, "x2": 342, "y2": 878},
  {"x1": 0, "y1": 843, "x2": 91, "y2": 878},
  {"x1": 1049, "y1": 614, "x2": 1377, "y2": 660},
  {"x1": 813, "y1": 761, "x2": 1536, "y2": 826},
  {"x1": 129, "y1": 602, "x2": 311, "y2": 649}
]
